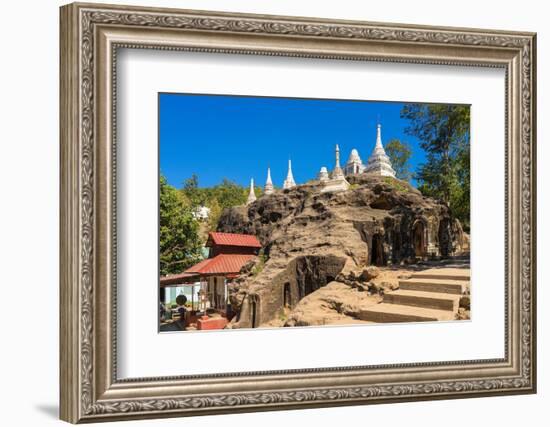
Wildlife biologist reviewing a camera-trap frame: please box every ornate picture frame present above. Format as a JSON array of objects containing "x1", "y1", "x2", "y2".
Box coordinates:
[{"x1": 60, "y1": 2, "x2": 536, "y2": 423}]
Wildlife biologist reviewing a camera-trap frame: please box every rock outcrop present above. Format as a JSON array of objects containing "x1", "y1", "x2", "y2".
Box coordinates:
[
  {"x1": 283, "y1": 281, "x2": 382, "y2": 327},
  {"x1": 219, "y1": 175, "x2": 467, "y2": 328}
]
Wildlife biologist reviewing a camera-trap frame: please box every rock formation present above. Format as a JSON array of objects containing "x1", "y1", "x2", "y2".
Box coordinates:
[{"x1": 217, "y1": 174, "x2": 467, "y2": 329}]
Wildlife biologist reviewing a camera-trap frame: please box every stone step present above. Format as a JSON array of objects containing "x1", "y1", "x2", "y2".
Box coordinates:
[
  {"x1": 383, "y1": 289, "x2": 460, "y2": 311},
  {"x1": 399, "y1": 279, "x2": 465, "y2": 295},
  {"x1": 411, "y1": 269, "x2": 470, "y2": 282},
  {"x1": 358, "y1": 303, "x2": 455, "y2": 323}
]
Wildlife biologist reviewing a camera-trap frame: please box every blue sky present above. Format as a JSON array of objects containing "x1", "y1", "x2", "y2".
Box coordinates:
[{"x1": 159, "y1": 93, "x2": 427, "y2": 189}]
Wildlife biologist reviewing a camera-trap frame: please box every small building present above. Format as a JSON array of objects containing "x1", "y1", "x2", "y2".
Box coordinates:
[
  {"x1": 160, "y1": 232, "x2": 261, "y2": 330},
  {"x1": 206, "y1": 231, "x2": 261, "y2": 257},
  {"x1": 160, "y1": 272, "x2": 201, "y2": 313},
  {"x1": 192, "y1": 205, "x2": 211, "y2": 220}
]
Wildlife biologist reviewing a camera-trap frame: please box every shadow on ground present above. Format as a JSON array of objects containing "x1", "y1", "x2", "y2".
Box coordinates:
[{"x1": 35, "y1": 404, "x2": 58, "y2": 419}]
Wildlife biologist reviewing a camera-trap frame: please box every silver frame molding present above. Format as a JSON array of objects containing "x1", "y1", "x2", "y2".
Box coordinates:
[{"x1": 60, "y1": 2, "x2": 537, "y2": 423}]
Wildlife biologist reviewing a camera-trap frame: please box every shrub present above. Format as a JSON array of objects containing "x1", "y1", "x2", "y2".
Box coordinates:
[
  {"x1": 383, "y1": 176, "x2": 411, "y2": 193},
  {"x1": 251, "y1": 253, "x2": 267, "y2": 276}
]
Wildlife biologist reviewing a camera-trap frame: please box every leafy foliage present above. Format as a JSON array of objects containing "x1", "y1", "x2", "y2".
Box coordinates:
[
  {"x1": 401, "y1": 103, "x2": 470, "y2": 231},
  {"x1": 181, "y1": 174, "x2": 203, "y2": 206},
  {"x1": 206, "y1": 198, "x2": 223, "y2": 234},
  {"x1": 160, "y1": 174, "x2": 263, "y2": 276},
  {"x1": 159, "y1": 175, "x2": 203, "y2": 276},
  {"x1": 181, "y1": 175, "x2": 261, "y2": 232},
  {"x1": 385, "y1": 138, "x2": 413, "y2": 181}
]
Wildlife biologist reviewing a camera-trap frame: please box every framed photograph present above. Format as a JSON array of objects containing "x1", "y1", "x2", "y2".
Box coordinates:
[{"x1": 60, "y1": 2, "x2": 537, "y2": 423}]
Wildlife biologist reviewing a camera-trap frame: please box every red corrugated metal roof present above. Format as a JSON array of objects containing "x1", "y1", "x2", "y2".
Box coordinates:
[
  {"x1": 207, "y1": 232, "x2": 261, "y2": 248},
  {"x1": 184, "y1": 254, "x2": 256, "y2": 275},
  {"x1": 183, "y1": 257, "x2": 212, "y2": 272},
  {"x1": 160, "y1": 272, "x2": 200, "y2": 286}
]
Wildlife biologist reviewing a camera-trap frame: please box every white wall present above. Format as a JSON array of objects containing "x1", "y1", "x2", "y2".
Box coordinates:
[{"x1": 0, "y1": 1, "x2": 546, "y2": 426}]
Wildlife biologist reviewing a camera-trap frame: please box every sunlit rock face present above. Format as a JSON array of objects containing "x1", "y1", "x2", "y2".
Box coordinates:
[{"x1": 217, "y1": 174, "x2": 467, "y2": 328}]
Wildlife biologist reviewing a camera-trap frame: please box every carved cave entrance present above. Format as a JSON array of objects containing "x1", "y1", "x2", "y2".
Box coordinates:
[
  {"x1": 294, "y1": 256, "x2": 346, "y2": 300},
  {"x1": 371, "y1": 234, "x2": 385, "y2": 266},
  {"x1": 283, "y1": 282, "x2": 291, "y2": 308},
  {"x1": 413, "y1": 221, "x2": 426, "y2": 258},
  {"x1": 250, "y1": 298, "x2": 258, "y2": 328},
  {"x1": 439, "y1": 219, "x2": 451, "y2": 258},
  {"x1": 393, "y1": 232, "x2": 402, "y2": 263}
]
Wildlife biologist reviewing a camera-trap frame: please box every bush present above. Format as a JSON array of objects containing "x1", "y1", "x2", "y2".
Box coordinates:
[
  {"x1": 251, "y1": 253, "x2": 267, "y2": 276},
  {"x1": 382, "y1": 176, "x2": 410, "y2": 193}
]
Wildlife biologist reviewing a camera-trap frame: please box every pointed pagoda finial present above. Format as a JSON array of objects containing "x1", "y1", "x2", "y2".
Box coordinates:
[
  {"x1": 322, "y1": 144, "x2": 350, "y2": 192},
  {"x1": 375, "y1": 122, "x2": 383, "y2": 149},
  {"x1": 264, "y1": 167, "x2": 274, "y2": 195},
  {"x1": 247, "y1": 178, "x2": 257, "y2": 204},
  {"x1": 364, "y1": 121, "x2": 396, "y2": 178},
  {"x1": 283, "y1": 159, "x2": 296, "y2": 189},
  {"x1": 331, "y1": 144, "x2": 344, "y2": 179}
]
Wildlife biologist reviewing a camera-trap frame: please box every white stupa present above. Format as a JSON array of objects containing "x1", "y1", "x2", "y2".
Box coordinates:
[
  {"x1": 321, "y1": 145, "x2": 350, "y2": 193},
  {"x1": 264, "y1": 167, "x2": 274, "y2": 195},
  {"x1": 364, "y1": 124, "x2": 396, "y2": 177},
  {"x1": 343, "y1": 148, "x2": 365, "y2": 176},
  {"x1": 283, "y1": 159, "x2": 296, "y2": 189},
  {"x1": 246, "y1": 178, "x2": 257, "y2": 205},
  {"x1": 317, "y1": 166, "x2": 329, "y2": 182}
]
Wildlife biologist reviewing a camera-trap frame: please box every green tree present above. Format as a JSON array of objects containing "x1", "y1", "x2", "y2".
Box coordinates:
[
  {"x1": 206, "y1": 198, "x2": 223, "y2": 233},
  {"x1": 207, "y1": 179, "x2": 262, "y2": 231},
  {"x1": 182, "y1": 173, "x2": 205, "y2": 207},
  {"x1": 181, "y1": 176, "x2": 251, "y2": 210},
  {"x1": 401, "y1": 103, "x2": 470, "y2": 230},
  {"x1": 450, "y1": 146, "x2": 470, "y2": 229},
  {"x1": 385, "y1": 138, "x2": 413, "y2": 181},
  {"x1": 160, "y1": 175, "x2": 203, "y2": 276},
  {"x1": 179, "y1": 175, "x2": 263, "y2": 232},
  {"x1": 211, "y1": 178, "x2": 249, "y2": 209}
]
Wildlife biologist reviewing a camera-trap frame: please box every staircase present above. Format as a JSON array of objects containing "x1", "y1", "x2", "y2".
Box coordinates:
[{"x1": 359, "y1": 268, "x2": 469, "y2": 323}]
